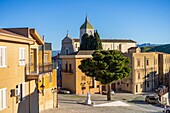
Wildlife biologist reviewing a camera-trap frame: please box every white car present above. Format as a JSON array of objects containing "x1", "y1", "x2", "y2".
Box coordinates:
[
  {"x1": 58, "y1": 88, "x2": 71, "y2": 94},
  {"x1": 163, "y1": 106, "x2": 170, "y2": 113},
  {"x1": 102, "y1": 90, "x2": 115, "y2": 95}
]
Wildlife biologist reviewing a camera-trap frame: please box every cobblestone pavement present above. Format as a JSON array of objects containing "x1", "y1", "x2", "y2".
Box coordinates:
[{"x1": 41, "y1": 92, "x2": 164, "y2": 113}]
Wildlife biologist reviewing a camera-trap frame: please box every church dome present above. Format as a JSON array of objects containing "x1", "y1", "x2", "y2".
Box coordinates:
[{"x1": 80, "y1": 16, "x2": 94, "y2": 29}]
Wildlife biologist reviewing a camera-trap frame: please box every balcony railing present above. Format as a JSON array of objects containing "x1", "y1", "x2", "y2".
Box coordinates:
[
  {"x1": 39, "y1": 63, "x2": 53, "y2": 73},
  {"x1": 61, "y1": 69, "x2": 73, "y2": 74},
  {"x1": 26, "y1": 63, "x2": 53, "y2": 75}
]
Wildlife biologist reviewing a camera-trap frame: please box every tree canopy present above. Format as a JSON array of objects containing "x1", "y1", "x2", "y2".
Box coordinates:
[
  {"x1": 80, "y1": 30, "x2": 102, "y2": 50},
  {"x1": 78, "y1": 50, "x2": 131, "y2": 84}
]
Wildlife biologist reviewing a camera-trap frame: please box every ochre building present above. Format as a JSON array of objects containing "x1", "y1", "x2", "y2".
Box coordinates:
[{"x1": 0, "y1": 28, "x2": 57, "y2": 113}]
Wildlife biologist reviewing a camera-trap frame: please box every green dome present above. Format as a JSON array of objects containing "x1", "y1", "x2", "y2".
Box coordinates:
[{"x1": 80, "y1": 16, "x2": 94, "y2": 29}]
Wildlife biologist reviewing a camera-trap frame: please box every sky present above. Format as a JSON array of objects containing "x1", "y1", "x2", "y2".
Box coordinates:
[{"x1": 0, "y1": 0, "x2": 170, "y2": 50}]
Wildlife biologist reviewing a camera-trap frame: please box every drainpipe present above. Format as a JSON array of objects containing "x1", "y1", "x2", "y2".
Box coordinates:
[
  {"x1": 42, "y1": 36, "x2": 45, "y2": 73},
  {"x1": 144, "y1": 56, "x2": 147, "y2": 92}
]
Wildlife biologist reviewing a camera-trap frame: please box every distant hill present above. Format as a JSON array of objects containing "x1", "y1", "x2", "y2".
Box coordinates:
[
  {"x1": 147, "y1": 44, "x2": 170, "y2": 54},
  {"x1": 137, "y1": 43, "x2": 161, "y2": 48},
  {"x1": 140, "y1": 44, "x2": 170, "y2": 54},
  {"x1": 52, "y1": 50, "x2": 60, "y2": 57},
  {"x1": 140, "y1": 46, "x2": 155, "y2": 52}
]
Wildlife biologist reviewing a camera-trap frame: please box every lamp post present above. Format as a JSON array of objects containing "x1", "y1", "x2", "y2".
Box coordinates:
[{"x1": 40, "y1": 84, "x2": 45, "y2": 96}]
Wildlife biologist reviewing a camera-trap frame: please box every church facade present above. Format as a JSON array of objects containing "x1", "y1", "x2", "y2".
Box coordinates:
[{"x1": 61, "y1": 16, "x2": 137, "y2": 55}]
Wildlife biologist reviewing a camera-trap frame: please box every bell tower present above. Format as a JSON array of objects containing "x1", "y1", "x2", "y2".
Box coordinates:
[{"x1": 80, "y1": 16, "x2": 94, "y2": 43}]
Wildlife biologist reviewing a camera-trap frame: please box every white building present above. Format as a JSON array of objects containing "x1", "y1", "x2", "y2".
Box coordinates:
[{"x1": 61, "y1": 16, "x2": 136, "y2": 55}]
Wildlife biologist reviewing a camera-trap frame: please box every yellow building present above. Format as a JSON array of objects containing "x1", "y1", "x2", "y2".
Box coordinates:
[
  {"x1": 60, "y1": 47, "x2": 170, "y2": 95},
  {"x1": 0, "y1": 28, "x2": 57, "y2": 113},
  {"x1": 60, "y1": 51, "x2": 101, "y2": 94},
  {"x1": 121, "y1": 47, "x2": 170, "y2": 94},
  {"x1": 37, "y1": 42, "x2": 57, "y2": 112},
  {"x1": 158, "y1": 53, "x2": 170, "y2": 88}
]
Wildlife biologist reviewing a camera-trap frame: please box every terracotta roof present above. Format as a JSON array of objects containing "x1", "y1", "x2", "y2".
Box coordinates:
[
  {"x1": 101, "y1": 39, "x2": 136, "y2": 43},
  {"x1": 73, "y1": 38, "x2": 80, "y2": 42},
  {"x1": 128, "y1": 47, "x2": 138, "y2": 50},
  {"x1": 73, "y1": 38, "x2": 136, "y2": 43},
  {"x1": 0, "y1": 29, "x2": 25, "y2": 37},
  {"x1": 69, "y1": 50, "x2": 94, "y2": 55}
]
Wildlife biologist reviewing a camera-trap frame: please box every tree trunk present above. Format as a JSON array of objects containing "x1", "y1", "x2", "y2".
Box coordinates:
[{"x1": 107, "y1": 83, "x2": 112, "y2": 101}]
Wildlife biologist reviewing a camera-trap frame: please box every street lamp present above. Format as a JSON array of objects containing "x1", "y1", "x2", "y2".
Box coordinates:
[{"x1": 40, "y1": 84, "x2": 45, "y2": 96}]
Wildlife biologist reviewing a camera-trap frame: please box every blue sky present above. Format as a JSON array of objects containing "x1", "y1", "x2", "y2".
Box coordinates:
[{"x1": 0, "y1": 0, "x2": 170, "y2": 50}]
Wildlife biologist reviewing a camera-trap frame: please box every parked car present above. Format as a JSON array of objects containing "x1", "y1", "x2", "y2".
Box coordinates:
[
  {"x1": 102, "y1": 90, "x2": 115, "y2": 95},
  {"x1": 58, "y1": 88, "x2": 71, "y2": 94},
  {"x1": 145, "y1": 95, "x2": 158, "y2": 104},
  {"x1": 163, "y1": 106, "x2": 170, "y2": 113},
  {"x1": 155, "y1": 85, "x2": 166, "y2": 92}
]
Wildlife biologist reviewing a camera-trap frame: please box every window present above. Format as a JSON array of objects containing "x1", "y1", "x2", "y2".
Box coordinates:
[
  {"x1": 137, "y1": 59, "x2": 140, "y2": 66},
  {"x1": 146, "y1": 59, "x2": 149, "y2": 66},
  {"x1": 127, "y1": 84, "x2": 129, "y2": 87},
  {"x1": 30, "y1": 54, "x2": 33, "y2": 66},
  {"x1": 75, "y1": 43, "x2": 77, "y2": 48},
  {"x1": 69, "y1": 64, "x2": 72, "y2": 73},
  {"x1": 22, "y1": 83, "x2": 26, "y2": 100},
  {"x1": 49, "y1": 73, "x2": 52, "y2": 83},
  {"x1": 89, "y1": 30, "x2": 92, "y2": 35},
  {"x1": 119, "y1": 44, "x2": 122, "y2": 51},
  {"x1": 141, "y1": 84, "x2": 142, "y2": 88},
  {"x1": 44, "y1": 54, "x2": 48, "y2": 64},
  {"x1": 0, "y1": 46, "x2": 7, "y2": 67},
  {"x1": 147, "y1": 82, "x2": 149, "y2": 88},
  {"x1": 16, "y1": 83, "x2": 26, "y2": 102},
  {"x1": 0, "y1": 88, "x2": 7, "y2": 110},
  {"x1": 65, "y1": 48, "x2": 69, "y2": 55},
  {"x1": 138, "y1": 72, "x2": 140, "y2": 79},
  {"x1": 19, "y1": 48, "x2": 26, "y2": 65},
  {"x1": 81, "y1": 76, "x2": 86, "y2": 81}
]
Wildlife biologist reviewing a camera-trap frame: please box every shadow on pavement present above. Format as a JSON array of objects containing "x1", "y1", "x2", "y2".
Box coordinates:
[{"x1": 127, "y1": 100, "x2": 148, "y2": 105}]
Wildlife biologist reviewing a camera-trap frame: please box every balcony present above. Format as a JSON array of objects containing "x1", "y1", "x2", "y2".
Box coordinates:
[
  {"x1": 26, "y1": 63, "x2": 53, "y2": 80},
  {"x1": 61, "y1": 69, "x2": 73, "y2": 74}
]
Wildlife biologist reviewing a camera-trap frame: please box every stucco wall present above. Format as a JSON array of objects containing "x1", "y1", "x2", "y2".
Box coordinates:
[
  {"x1": 61, "y1": 57, "x2": 100, "y2": 94},
  {"x1": 0, "y1": 41, "x2": 39, "y2": 113}
]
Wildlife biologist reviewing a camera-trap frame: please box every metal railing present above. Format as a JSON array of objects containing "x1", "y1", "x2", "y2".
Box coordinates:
[{"x1": 26, "y1": 63, "x2": 53, "y2": 75}]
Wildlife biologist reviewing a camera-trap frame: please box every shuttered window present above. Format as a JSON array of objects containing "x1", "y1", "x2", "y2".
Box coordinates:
[
  {"x1": 44, "y1": 54, "x2": 48, "y2": 64},
  {"x1": 0, "y1": 88, "x2": 7, "y2": 110},
  {"x1": 22, "y1": 83, "x2": 26, "y2": 100},
  {"x1": 16, "y1": 82, "x2": 26, "y2": 102},
  {"x1": 0, "y1": 46, "x2": 7, "y2": 67},
  {"x1": 19, "y1": 48, "x2": 26, "y2": 65}
]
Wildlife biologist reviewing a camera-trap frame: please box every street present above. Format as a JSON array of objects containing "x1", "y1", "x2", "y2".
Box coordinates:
[{"x1": 41, "y1": 92, "x2": 164, "y2": 113}]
